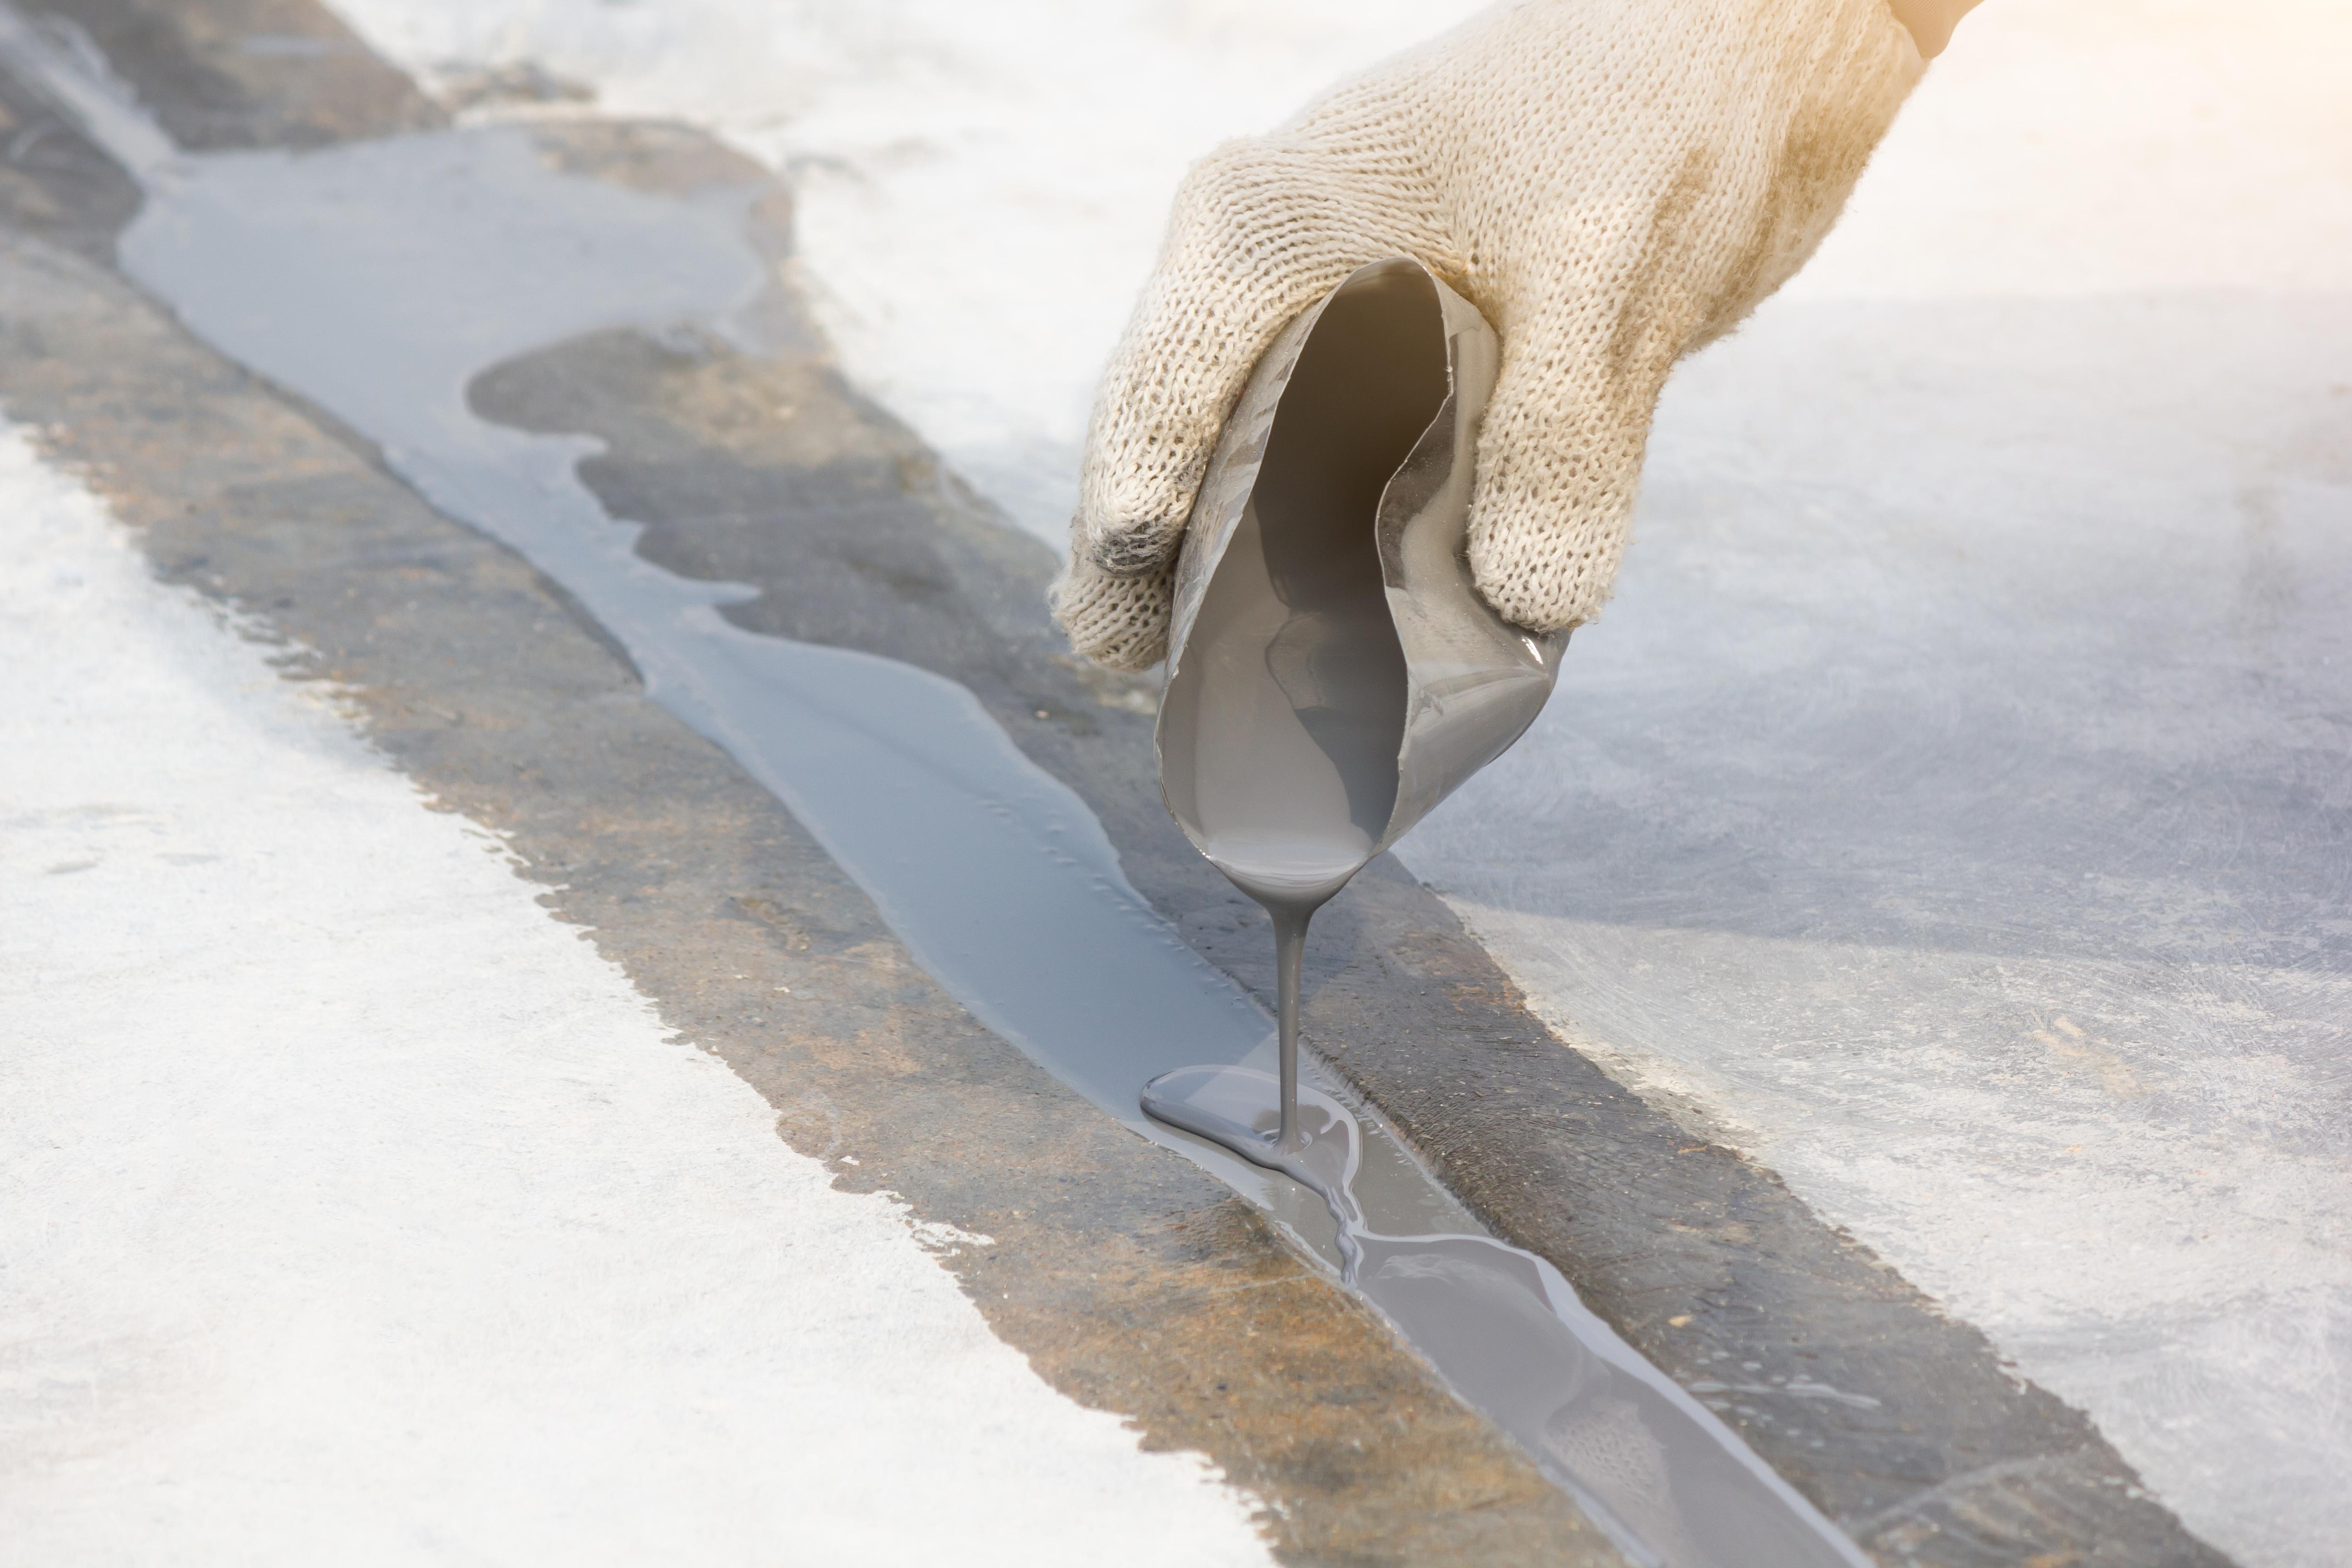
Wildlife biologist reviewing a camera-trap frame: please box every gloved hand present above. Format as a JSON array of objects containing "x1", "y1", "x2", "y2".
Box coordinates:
[{"x1": 1054, "y1": 0, "x2": 1926, "y2": 671}]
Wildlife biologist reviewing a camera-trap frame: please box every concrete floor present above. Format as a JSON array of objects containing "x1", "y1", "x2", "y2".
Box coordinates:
[
  {"x1": 0, "y1": 10, "x2": 1622, "y2": 1558},
  {"x1": 1406, "y1": 289, "x2": 2352, "y2": 1568},
  {"x1": 1398, "y1": 18, "x2": 2352, "y2": 1559},
  {"x1": 314, "y1": 4, "x2": 2351, "y2": 1563},
  {"x1": 0, "y1": 0, "x2": 2340, "y2": 1563}
]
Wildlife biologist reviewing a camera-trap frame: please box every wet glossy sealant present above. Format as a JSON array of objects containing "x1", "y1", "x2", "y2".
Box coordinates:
[
  {"x1": 1142, "y1": 264, "x2": 1510, "y2": 1239},
  {"x1": 1149, "y1": 270, "x2": 1433, "y2": 1162},
  {"x1": 0, "y1": 20, "x2": 1865, "y2": 1563}
]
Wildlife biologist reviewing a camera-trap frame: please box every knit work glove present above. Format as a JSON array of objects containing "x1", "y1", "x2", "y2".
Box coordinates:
[{"x1": 1053, "y1": 0, "x2": 1924, "y2": 671}]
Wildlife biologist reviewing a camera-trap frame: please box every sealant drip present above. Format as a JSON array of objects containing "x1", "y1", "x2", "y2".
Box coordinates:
[{"x1": 1270, "y1": 905, "x2": 1307, "y2": 1152}]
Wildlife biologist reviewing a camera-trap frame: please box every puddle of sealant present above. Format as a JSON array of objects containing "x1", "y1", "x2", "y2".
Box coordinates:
[{"x1": 0, "y1": 20, "x2": 1867, "y2": 1564}]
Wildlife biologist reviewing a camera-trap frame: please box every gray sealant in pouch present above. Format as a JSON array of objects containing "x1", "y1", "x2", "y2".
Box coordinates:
[{"x1": 1144, "y1": 256, "x2": 1565, "y2": 1185}]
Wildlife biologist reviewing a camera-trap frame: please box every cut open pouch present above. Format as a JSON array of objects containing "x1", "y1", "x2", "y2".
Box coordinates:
[{"x1": 1145, "y1": 256, "x2": 1566, "y2": 1169}]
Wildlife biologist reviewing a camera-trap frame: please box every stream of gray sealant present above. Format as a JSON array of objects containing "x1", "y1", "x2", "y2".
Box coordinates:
[
  {"x1": 0, "y1": 20, "x2": 1868, "y2": 1563},
  {"x1": 1144, "y1": 268, "x2": 1441, "y2": 1176}
]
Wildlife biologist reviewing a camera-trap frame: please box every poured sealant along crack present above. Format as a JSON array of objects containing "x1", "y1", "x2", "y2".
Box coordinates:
[{"x1": 0, "y1": 20, "x2": 1867, "y2": 1567}]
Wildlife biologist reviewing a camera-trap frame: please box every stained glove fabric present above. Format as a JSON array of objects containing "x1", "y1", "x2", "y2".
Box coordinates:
[{"x1": 1054, "y1": 0, "x2": 1924, "y2": 671}]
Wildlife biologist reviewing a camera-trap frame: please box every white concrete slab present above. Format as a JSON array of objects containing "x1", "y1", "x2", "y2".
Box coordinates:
[{"x1": 0, "y1": 423, "x2": 1274, "y2": 1565}]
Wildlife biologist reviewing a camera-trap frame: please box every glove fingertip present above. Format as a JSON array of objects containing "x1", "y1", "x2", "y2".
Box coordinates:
[
  {"x1": 1049, "y1": 551, "x2": 1174, "y2": 673},
  {"x1": 1465, "y1": 486, "x2": 1627, "y2": 635}
]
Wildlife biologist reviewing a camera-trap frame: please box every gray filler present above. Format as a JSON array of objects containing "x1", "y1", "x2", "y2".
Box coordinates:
[{"x1": 0, "y1": 20, "x2": 1865, "y2": 1563}]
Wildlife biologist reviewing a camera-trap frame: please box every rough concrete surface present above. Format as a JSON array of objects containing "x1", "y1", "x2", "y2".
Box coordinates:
[
  {"x1": 0, "y1": 2, "x2": 2269, "y2": 1564},
  {"x1": 1402, "y1": 288, "x2": 2352, "y2": 1568}
]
